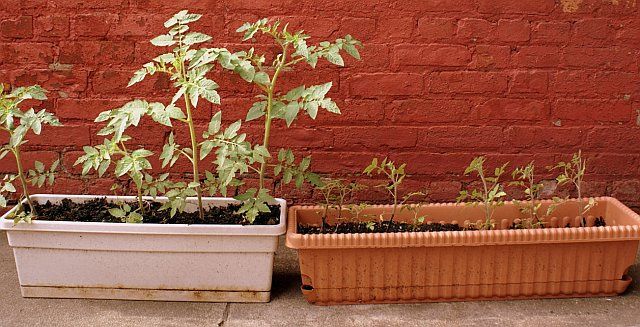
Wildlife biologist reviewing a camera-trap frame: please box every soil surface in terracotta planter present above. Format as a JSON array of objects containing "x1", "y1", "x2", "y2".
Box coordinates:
[
  {"x1": 26, "y1": 198, "x2": 280, "y2": 225},
  {"x1": 298, "y1": 217, "x2": 606, "y2": 234}
]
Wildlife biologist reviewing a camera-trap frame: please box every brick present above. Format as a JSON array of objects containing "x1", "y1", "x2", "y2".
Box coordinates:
[
  {"x1": 612, "y1": 180, "x2": 640, "y2": 203},
  {"x1": 0, "y1": 42, "x2": 54, "y2": 64},
  {"x1": 588, "y1": 154, "x2": 637, "y2": 176},
  {"x1": 430, "y1": 72, "x2": 508, "y2": 94},
  {"x1": 0, "y1": 151, "x2": 59, "y2": 173},
  {"x1": 376, "y1": 18, "x2": 414, "y2": 40},
  {"x1": 496, "y1": 19, "x2": 530, "y2": 42},
  {"x1": 308, "y1": 152, "x2": 373, "y2": 174},
  {"x1": 416, "y1": 17, "x2": 456, "y2": 41},
  {"x1": 391, "y1": 0, "x2": 476, "y2": 12},
  {"x1": 427, "y1": 181, "x2": 461, "y2": 202},
  {"x1": 349, "y1": 73, "x2": 423, "y2": 97},
  {"x1": 394, "y1": 44, "x2": 471, "y2": 67},
  {"x1": 394, "y1": 152, "x2": 475, "y2": 175},
  {"x1": 53, "y1": 177, "x2": 86, "y2": 194},
  {"x1": 108, "y1": 14, "x2": 165, "y2": 38},
  {"x1": 333, "y1": 127, "x2": 417, "y2": 150},
  {"x1": 386, "y1": 99, "x2": 472, "y2": 124},
  {"x1": 417, "y1": 126, "x2": 504, "y2": 151},
  {"x1": 0, "y1": 16, "x2": 33, "y2": 38},
  {"x1": 59, "y1": 41, "x2": 135, "y2": 65},
  {"x1": 477, "y1": 0, "x2": 555, "y2": 13},
  {"x1": 510, "y1": 71, "x2": 548, "y2": 94},
  {"x1": 551, "y1": 71, "x2": 636, "y2": 98},
  {"x1": 553, "y1": 99, "x2": 632, "y2": 123},
  {"x1": 573, "y1": 19, "x2": 615, "y2": 45},
  {"x1": 312, "y1": 99, "x2": 383, "y2": 124},
  {"x1": 504, "y1": 126, "x2": 585, "y2": 150},
  {"x1": 56, "y1": 98, "x2": 127, "y2": 121},
  {"x1": 562, "y1": 47, "x2": 636, "y2": 71},
  {"x1": 30, "y1": 125, "x2": 91, "y2": 147},
  {"x1": 475, "y1": 98, "x2": 547, "y2": 121},
  {"x1": 512, "y1": 46, "x2": 561, "y2": 68},
  {"x1": 531, "y1": 22, "x2": 571, "y2": 44},
  {"x1": 12, "y1": 69, "x2": 89, "y2": 93},
  {"x1": 275, "y1": 16, "x2": 338, "y2": 39},
  {"x1": 34, "y1": 15, "x2": 69, "y2": 38},
  {"x1": 457, "y1": 19, "x2": 495, "y2": 42},
  {"x1": 91, "y1": 70, "x2": 171, "y2": 95},
  {"x1": 269, "y1": 128, "x2": 333, "y2": 149},
  {"x1": 53, "y1": 0, "x2": 128, "y2": 8},
  {"x1": 470, "y1": 45, "x2": 510, "y2": 69},
  {"x1": 339, "y1": 17, "x2": 376, "y2": 41},
  {"x1": 73, "y1": 13, "x2": 118, "y2": 37},
  {"x1": 584, "y1": 127, "x2": 640, "y2": 152}
]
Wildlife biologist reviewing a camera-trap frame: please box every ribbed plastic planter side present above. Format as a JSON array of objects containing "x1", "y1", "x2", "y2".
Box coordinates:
[
  {"x1": 286, "y1": 197, "x2": 640, "y2": 305},
  {"x1": 1, "y1": 194, "x2": 287, "y2": 303}
]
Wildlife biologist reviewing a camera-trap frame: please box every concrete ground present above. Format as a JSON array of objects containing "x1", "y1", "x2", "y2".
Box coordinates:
[{"x1": 1, "y1": 232, "x2": 639, "y2": 327}]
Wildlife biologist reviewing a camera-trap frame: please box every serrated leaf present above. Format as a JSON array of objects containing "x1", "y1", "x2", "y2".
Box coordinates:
[
  {"x1": 246, "y1": 101, "x2": 266, "y2": 121},
  {"x1": 183, "y1": 32, "x2": 212, "y2": 45},
  {"x1": 150, "y1": 34, "x2": 176, "y2": 47}
]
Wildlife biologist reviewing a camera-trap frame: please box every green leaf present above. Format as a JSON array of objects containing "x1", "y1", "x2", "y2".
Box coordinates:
[
  {"x1": 35, "y1": 161, "x2": 44, "y2": 173},
  {"x1": 253, "y1": 72, "x2": 270, "y2": 85},
  {"x1": 108, "y1": 208, "x2": 126, "y2": 218},
  {"x1": 325, "y1": 51, "x2": 344, "y2": 66},
  {"x1": 343, "y1": 43, "x2": 361, "y2": 60},
  {"x1": 183, "y1": 32, "x2": 212, "y2": 45},
  {"x1": 246, "y1": 101, "x2": 266, "y2": 121},
  {"x1": 284, "y1": 101, "x2": 299, "y2": 127},
  {"x1": 128, "y1": 68, "x2": 147, "y2": 87},
  {"x1": 208, "y1": 112, "x2": 222, "y2": 135},
  {"x1": 150, "y1": 34, "x2": 176, "y2": 47}
]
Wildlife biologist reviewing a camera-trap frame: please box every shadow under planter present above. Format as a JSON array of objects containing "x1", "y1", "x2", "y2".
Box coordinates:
[
  {"x1": 0, "y1": 194, "x2": 287, "y2": 303},
  {"x1": 286, "y1": 197, "x2": 640, "y2": 305}
]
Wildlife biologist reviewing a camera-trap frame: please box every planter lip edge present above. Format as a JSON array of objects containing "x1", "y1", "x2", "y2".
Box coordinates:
[
  {"x1": 0, "y1": 194, "x2": 287, "y2": 236},
  {"x1": 285, "y1": 196, "x2": 640, "y2": 249}
]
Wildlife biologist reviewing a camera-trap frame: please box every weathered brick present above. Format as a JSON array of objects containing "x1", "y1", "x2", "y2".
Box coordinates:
[
  {"x1": 59, "y1": 41, "x2": 135, "y2": 65},
  {"x1": 553, "y1": 99, "x2": 633, "y2": 123},
  {"x1": 470, "y1": 45, "x2": 510, "y2": 69},
  {"x1": 510, "y1": 71, "x2": 548, "y2": 94},
  {"x1": 417, "y1": 126, "x2": 504, "y2": 151},
  {"x1": 457, "y1": 18, "x2": 494, "y2": 42},
  {"x1": 394, "y1": 44, "x2": 471, "y2": 67},
  {"x1": 34, "y1": 15, "x2": 69, "y2": 38},
  {"x1": 477, "y1": 0, "x2": 555, "y2": 13},
  {"x1": 386, "y1": 99, "x2": 472, "y2": 124},
  {"x1": 475, "y1": 98, "x2": 547, "y2": 121},
  {"x1": 416, "y1": 17, "x2": 456, "y2": 41},
  {"x1": 378, "y1": 18, "x2": 414, "y2": 40},
  {"x1": 333, "y1": 127, "x2": 417, "y2": 150},
  {"x1": 512, "y1": 46, "x2": 561, "y2": 68},
  {"x1": 430, "y1": 72, "x2": 509, "y2": 94},
  {"x1": 496, "y1": 19, "x2": 530, "y2": 42},
  {"x1": 0, "y1": 16, "x2": 33, "y2": 38},
  {"x1": 349, "y1": 73, "x2": 424, "y2": 97}
]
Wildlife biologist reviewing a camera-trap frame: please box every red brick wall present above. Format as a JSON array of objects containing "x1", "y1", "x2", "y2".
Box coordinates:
[{"x1": 1, "y1": 0, "x2": 639, "y2": 207}]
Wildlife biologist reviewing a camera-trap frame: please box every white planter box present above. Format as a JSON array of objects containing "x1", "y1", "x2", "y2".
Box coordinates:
[{"x1": 0, "y1": 194, "x2": 286, "y2": 302}]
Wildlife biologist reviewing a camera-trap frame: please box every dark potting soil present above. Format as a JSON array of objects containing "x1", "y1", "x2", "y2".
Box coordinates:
[
  {"x1": 26, "y1": 197, "x2": 280, "y2": 225},
  {"x1": 298, "y1": 216, "x2": 608, "y2": 235},
  {"x1": 297, "y1": 221, "x2": 467, "y2": 234}
]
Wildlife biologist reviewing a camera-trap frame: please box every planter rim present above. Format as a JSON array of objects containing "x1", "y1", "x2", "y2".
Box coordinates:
[
  {"x1": 286, "y1": 196, "x2": 640, "y2": 249},
  {"x1": 0, "y1": 194, "x2": 287, "y2": 236}
]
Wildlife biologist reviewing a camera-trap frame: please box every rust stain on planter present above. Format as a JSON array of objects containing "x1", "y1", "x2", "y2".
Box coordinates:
[{"x1": 286, "y1": 197, "x2": 640, "y2": 305}]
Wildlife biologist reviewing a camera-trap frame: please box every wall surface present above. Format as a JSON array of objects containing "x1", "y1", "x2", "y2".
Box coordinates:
[{"x1": 0, "y1": 0, "x2": 639, "y2": 207}]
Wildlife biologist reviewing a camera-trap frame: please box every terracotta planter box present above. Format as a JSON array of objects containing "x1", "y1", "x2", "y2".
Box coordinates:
[
  {"x1": 1, "y1": 194, "x2": 286, "y2": 302},
  {"x1": 286, "y1": 197, "x2": 640, "y2": 305}
]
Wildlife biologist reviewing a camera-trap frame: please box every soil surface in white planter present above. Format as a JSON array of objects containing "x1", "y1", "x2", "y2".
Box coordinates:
[{"x1": 26, "y1": 197, "x2": 280, "y2": 225}]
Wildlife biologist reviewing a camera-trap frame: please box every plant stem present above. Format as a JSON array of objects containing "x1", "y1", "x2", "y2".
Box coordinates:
[
  {"x1": 137, "y1": 186, "x2": 145, "y2": 215},
  {"x1": 13, "y1": 147, "x2": 37, "y2": 217},
  {"x1": 184, "y1": 94, "x2": 204, "y2": 220},
  {"x1": 478, "y1": 170, "x2": 491, "y2": 228},
  {"x1": 258, "y1": 43, "x2": 289, "y2": 190}
]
